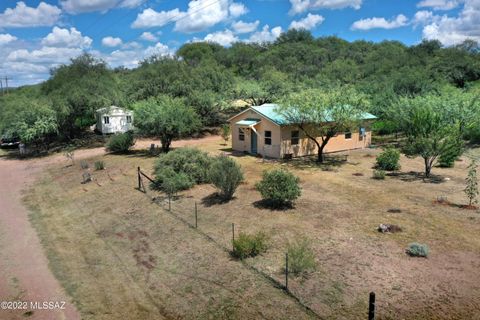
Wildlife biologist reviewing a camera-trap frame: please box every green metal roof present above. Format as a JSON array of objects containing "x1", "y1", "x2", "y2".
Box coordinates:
[
  {"x1": 251, "y1": 104, "x2": 377, "y2": 126},
  {"x1": 236, "y1": 118, "x2": 261, "y2": 126}
]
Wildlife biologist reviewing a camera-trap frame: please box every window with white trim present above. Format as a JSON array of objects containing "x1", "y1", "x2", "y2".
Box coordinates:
[
  {"x1": 345, "y1": 131, "x2": 352, "y2": 139},
  {"x1": 103, "y1": 116, "x2": 110, "y2": 124},
  {"x1": 126, "y1": 115, "x2": 132, "y2": 123},
  {"x1": 291, "y1": 130, "x2": 299, "y2": 145},
  {"x1": 239, "y1": 128, "x2": 245, "y2": 141}
]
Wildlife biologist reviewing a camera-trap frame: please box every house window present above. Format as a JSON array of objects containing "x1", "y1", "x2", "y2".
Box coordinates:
[
  {"x1": 126, "y1": 115, "x2": 132, "y2": 123},
  {"x1": 359, "y1": 127, "x2": 365, "y2": 141},
  {"x1": 239, "y1": 128, "x2": 245, "y2": 141},
  {"x1": 291, "y1": 130, "x2": 299, "y2": 145},
  {"x1": 345, "y1": 131, "x2": 352, "y2": 139},
  {"x1": 264, "y1": 131, "x2": 272, "y2": 145},
  {"x1": 103, "y1": 116, "x2": 110, "y2": 124}
]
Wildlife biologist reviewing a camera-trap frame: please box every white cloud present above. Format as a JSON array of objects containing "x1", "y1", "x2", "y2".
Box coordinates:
[
  {"x1": 229, "y1": 2, "x2": 248, "y2": 17},
  {"x1": 289, "y1": 0, "x2": 362, "y2": 15},
  {"x1": 131, "y1": 8, "x2": 184, "y2": 28},
  {"x1": 204, "y1": 29, "x2": 238, "y2": 46},
  {"x1": 143, "y1": 42, "x2": 174, "y2": 58},
  {"x1": 140, "y1": 32, "x2": 158, "y2": 42},
  {"x1": 102, "y1": 36, "x2": 123, "y2": 47},
  {"x1": 231, "y1": 20, "x2": 259, "y2": 33},
  {"x1": 351, "y1": 14, "x2": 408, "y2": 30},
  {"x1": 248, "y1": 25, "x2": 283, "y2": 43},
  {"x1": 7, "y1": 47, "x2": 84, "y2": 64},
  {"x1": 61, "y1": 0, "x2": 145, "y2": 14},
  {"x1": 421, "y1": 0, "x2": 480, "y2": 45},
  {"x1": 0, "y1": 34, "x2": 18, "y2": 45},
  {"x1": 42, "y1": 27, "x2": 92, "y2": 48},
  {"x1": 132, "y1": 0, "x2": 248, "y2": 33},
  {"x1": 289, "y1": 13, "x2": 324, "y2": 30},
  {"x1": 0, "y1": 1, "x2": 61, "y2": 28},
  {"x1": 417, "y1": 0, "x2": 460, "y2": 10},
  {"x1": 413, "y1": 10, "x2": 436, "y2": 26}
]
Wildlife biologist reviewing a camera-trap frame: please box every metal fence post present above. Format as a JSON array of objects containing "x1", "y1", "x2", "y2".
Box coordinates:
[
  {"x1": 195, "y1": 202, "x2": 198, "y2": 228},
  {"x1": 368, "y1": 292, "x2": 375, "y2": 320},
  {"x1": 231, "y1": 223, "x2": 235, "y2": 251},
  {"x1": 137, "y1": 166, "x2": 141, "y2": 190},
  {"x1": 285, "y1": 252, "x2": 289, "y2": 291},
  {"x1": 168, "y1": 194, "x2": 171, "y2": 211}
]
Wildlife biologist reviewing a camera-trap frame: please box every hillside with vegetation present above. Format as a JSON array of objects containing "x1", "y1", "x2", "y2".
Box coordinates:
[{"x1": 1, "y1": 29, "x2": 480, "y2": 147}]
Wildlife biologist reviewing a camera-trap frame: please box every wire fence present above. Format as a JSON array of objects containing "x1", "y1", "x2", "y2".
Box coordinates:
[{"x1": 136, "y1": 167, "x2": 378, "y2": 320}]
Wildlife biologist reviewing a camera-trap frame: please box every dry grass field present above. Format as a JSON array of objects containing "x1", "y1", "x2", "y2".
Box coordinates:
[{"x1": 25, "y1": 137, "x2": 480, "y2": 320}]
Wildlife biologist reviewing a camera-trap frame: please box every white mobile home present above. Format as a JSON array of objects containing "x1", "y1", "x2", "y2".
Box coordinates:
[{"x1": 95, "y1": 106, "x2": 134, "y2": 134}]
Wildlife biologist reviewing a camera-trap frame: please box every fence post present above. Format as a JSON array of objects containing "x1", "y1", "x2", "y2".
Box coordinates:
[
  {"x1": 168, "y1": 194, "x2": 171, "y2": 211},
  {"x1": 137, "y1": 166, "x2": 141, "y2": 190},
  {"x1": 194, "y1": 202, "x2": 198, "y2": 228},
  {"x1": 285, "y1": 252, "x2": 289, "y2": 291},
  {"x1": 231, "y1": 223, "x2": 235, "y2": 251},
  {"x1": 368, "y1": 292, "x2": 375, "y2": 320}
]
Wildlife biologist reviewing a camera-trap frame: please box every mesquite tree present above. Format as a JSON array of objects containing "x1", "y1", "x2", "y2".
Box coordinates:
[{"x1": 278, "y1": 87, "x2": 369, "y2": 162}]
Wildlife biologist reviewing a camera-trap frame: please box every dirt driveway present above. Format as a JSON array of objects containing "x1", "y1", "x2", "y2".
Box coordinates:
[{"x1": 0, "y1": 136, "x2": 221, "y2": 320}]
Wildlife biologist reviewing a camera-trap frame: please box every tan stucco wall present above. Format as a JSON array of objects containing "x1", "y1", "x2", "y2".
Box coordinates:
[
  {"x1": 229, "y1": 109, "x2": 373, "y2": 159},
  {"x1": 280, "y1": 124, "x2": 372, "y2": 158}
]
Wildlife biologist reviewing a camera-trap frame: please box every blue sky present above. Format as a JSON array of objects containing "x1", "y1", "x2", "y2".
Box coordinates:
[{"x1": 0, "y1": 0, "x2": 477, "y2": 86}]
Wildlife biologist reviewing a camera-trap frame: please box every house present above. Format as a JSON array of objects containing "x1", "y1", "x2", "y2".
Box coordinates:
[
  {"x1": 228, "y1": 103, "x2": 376, "y2": 159},
  {"x1": 95, "y1": 106, "x2": 134, "y2": 134}
]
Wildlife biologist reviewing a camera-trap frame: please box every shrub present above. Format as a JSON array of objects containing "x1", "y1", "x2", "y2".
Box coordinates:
[
  {"x1": 159, "y1": 167, "x2": 194, "y2": 197},
  {"x1": 221, "y1": 124, "x2": 230, "y2": 145},
  {"x1": 154, "y1": 148, "x2": 213, "y2": 190},
  {"x1": 107, "y1": 131, "x2": 135, "y2": 153},
  {"x1": 209, "y1": 155, "x2": 244, "y2": 200},
  {"x1": 287, "y1": 238, "x2": 316, "y2": 276},
  {"x1": 376, "y1": 147, "x2": 400, "y2": 171},
  {"x1": 94, "y1": 160, "x2": 105, "y2": 170},
  {"x1": 372, "y1": 169, "x2": 386, "y2": 180},
  {"x1": 406, "y1": 243, "x2": 429, "y2": 257},
  {"x1": 438, "y1": 142, "x2": 463, "y2": 168},
  {"x1": 232, "y1": 232, "x2": 268, "y2": 259},
  {"x1": 80, "y1": 160, "x2": 89, "y2": 169},
  {"x1": 255, "y1": 169, "x2": 301, "y2": 207}
]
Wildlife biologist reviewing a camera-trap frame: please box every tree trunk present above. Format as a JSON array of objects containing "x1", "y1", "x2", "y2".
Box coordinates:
[
  {"x1": 317, "y1": 144, "x2": 326, "y2": 163},
  {"x1": 424, "y1": 157, "x2": 432, "y2": 178},
  {"x1": 160, "y1": 137, "x2": 171, "y2": 153}
]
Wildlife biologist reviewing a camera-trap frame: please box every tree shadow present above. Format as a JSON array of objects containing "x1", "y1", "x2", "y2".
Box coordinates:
[
  {"x1": 201, "y1": 192, "x2": 232, "y2": 207},
  {"x1": 252, "y1": 199, "x2": 294, "y2": 211},
  {"x1": 386, "y1": 171, "x2": 445, "y2": 184},
  {"x1": 284, "y1": 155, "x2": 348, "y2": 171},
  {"x1": 432, "y1": 198, "x2": 478, "y2": 210}
]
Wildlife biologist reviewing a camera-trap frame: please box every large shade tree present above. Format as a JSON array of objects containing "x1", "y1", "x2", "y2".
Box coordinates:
[
  {"x1": 277, "y1": 87, "x2": 370, "y2": 162},
  {"x1": 133, "y1": 96, "x2": 201, "y2": 152}
]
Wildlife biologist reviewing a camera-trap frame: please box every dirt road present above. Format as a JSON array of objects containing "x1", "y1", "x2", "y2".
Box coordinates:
[{"x1": 0, "y1": 136, "x2": 221, "y2": 320}]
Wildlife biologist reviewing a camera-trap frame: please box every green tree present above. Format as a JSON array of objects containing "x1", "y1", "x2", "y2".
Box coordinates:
[
  {"x1": 221, "y1": 124, "x2": 230, "y2": 145},
  {"x1": 278, "y1": 87, "x2": 369, "y2": 162},
  {"x1": 133, "y1": 96, "x2": 201, "y2": 152},
  {"x1": 465, "y1": 160, "x2": 478, "y2": 206},
  {"x1": 393, "y1": 95, "x2": 461, "y2": 177}
]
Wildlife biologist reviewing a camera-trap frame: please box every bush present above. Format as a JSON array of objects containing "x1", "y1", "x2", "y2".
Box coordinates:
[
  {"x1": 232, "y1": 232, "x2": 268, "y2": 259},
  {"x1": 372, "y1": 169, "x2": 386, "y2": 180},
  {"x1": 209, "y1": 155, "x2": 244, "y2": 200},
  {"x1": 107, "y1": 131, "x2": 135, "y2": 153},
  {"x1": 153, "y1": 148, "x2": 213, "y2": 191},
  {"x1": 94, "y1": 160, "x2": 105, "y2": 170},
  {"x1": 80, "y1": 160, "x2": 89, "y2": 169},
  {"x1": 406, "y1": 243, "x2": 429, "y2": 257},
  {"x1": 255, "y1": 169, "x2": 301, "y2": 207},
  {"x1": 376, "y1": 147, "x2": 400, "y2": 171},
  {"x1": 159, "y1": 167, "x2": 194, "y2": 197},
  {"x1": 438, "y1": 142, "x2": 463, "y2": 168},
  {"x1": 287, "y1": 238, "x2": 316, "y2": 276}
]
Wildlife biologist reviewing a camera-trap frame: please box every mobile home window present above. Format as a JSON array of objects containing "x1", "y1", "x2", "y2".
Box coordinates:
[
  {"x1": 239, "y1": 128, "x2": 245, "y2": 141},
  {"x1": 126, "y1": 115, "x2": 132, "y2": 123},
  {"x1": 103, "y1": 116, "x2": 110, "y2": 124},
  {"x1": 264, "y1": 131, "x2": 272, "y2": 145},
  {"x1": 345, "y1": 131, "x2": 352, "y2": 139},
  {"x1": 291, "y1": 130, "x2": 299, "y2": 145}
]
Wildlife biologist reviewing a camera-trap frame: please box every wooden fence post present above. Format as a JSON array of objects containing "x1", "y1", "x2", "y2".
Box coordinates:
[
  {"x1": 285, "y1": 253, "x2": 289, "y2": 291},
  {"x1": 368, "y1": 292, "x2": 375, "y2": 320}
]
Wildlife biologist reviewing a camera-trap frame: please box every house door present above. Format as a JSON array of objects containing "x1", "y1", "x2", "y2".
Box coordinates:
[{"x1": 251, "y1": 131, "x2": 257, "y2": 154}]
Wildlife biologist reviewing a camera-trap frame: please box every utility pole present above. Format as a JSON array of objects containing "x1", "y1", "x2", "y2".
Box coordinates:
[
  {"x1": 0, "y1": 78, "x2": 3, "y2": 96},
  {"x1": 4, "y1": 76, "x2": 10, "y2": 94}
]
